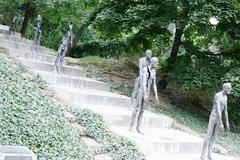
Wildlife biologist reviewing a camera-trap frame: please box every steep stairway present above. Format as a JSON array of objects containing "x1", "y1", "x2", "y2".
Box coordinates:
[{"x1": 0, "y1": 31, "x2": 238, "y2": 160}]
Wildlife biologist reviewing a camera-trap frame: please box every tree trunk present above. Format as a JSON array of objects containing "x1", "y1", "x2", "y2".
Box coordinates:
[
  {"x1": 20, "y1": 2, "x2": 36, "y2": 37},
  {"x1": 168, "y1": 24, "x2": 184, "y2": 66}
]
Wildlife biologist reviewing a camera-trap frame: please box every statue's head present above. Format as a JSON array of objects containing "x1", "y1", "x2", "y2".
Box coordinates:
[
  {"x1": 223, "y1": 83, "x2": 232, "y2": 95},
  {"x1": 150, "y1": 57, "x2": 159, "y2": 68},
  {"x1": 69, "y1": 22, "x2": 73, "y2": 30},
  {"x1": 145, "y1": 49, "x2": 152, "y2": 59},
  {"x1": 37, "y1": 15, "x2": 42, "y2": 21}
]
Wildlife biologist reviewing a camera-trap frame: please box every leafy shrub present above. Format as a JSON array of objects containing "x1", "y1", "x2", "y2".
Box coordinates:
[
  {"x1": 71, "y1": 108, "x2": 145, "y2": 160},
  {"x1": 222, "y1": 67, "x2": 240, "y2": 128},
  {"x1": 0, "y1": 53, "x2": 92, "y2": 160},
  {"x1": 71, "y1": 40, "x2": 126, "y2": 58}
]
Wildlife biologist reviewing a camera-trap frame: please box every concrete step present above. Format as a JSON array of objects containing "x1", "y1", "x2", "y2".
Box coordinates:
[
  {"x1": 51, "y1": 85, "x2": 131, "y2": 107},
  {"x1": 0, "y1": 37, "x2": 54, "y2": 54},
  {"x1": 72, "y1": 103, "x2": 173, "y2": 128},
  {"x1": 0, "y1": 32, "x2": 35, "y2": 46},
  {"x1": 146, "y1": 153, "x2": 240, "y2": 160},
  {"x1": 15, "y1": 57, "x2": 86, "y2": 77},
  {"x1": 111, "y1": 127, "x2": 203, "y2": 155},
  {"x1": 31, "y1": 70, "x2": 110, "y2": 91},
  {"x1": 94, "y1": 154, "x2": 112, "y2": 160},
  {"x1": 0, "y1": 45, "x2": 62, "y2": 64},
  {"x1": 0, "y1": 29, "x2": 20, "y2": 37},
  {"x1": 82, "y1": 136, "x2": 103, "y2": 151},
  {"x1": 0, "y1": 145, "x2": 37, "y2": 160}
]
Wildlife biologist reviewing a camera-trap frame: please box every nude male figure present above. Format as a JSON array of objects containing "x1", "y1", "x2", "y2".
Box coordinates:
[
  {"x1": 201, "y1": 83, "x2": 232, "y2": 160},
  {"x1": 131, "y1": 49, "x2": 152, "y2": 108},
  {"x1": 54, "y1": 22, "x2": 73, "y2": 74},
  {"x1": 32, "y1": 15, "x2": 42, "y2": 59},
  {"x1": 129, "y1": 57, "x2": 159, "y2": 134},
  {"x1": 11, "y1": 14, "x2": 20, "y2": 37}
]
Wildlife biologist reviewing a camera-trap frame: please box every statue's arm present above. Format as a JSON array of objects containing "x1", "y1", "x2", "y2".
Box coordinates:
[
  {"x1": 142, "y1": 68, "x2": 148, "y2": 99},
  {"x1": 224, "y1": 100, "x2": 230, "y2": 131},
  {"x1": 215, "y1": 95, "x2": 224, "y2": 127},
  {"x1": 138, "y1": 59, "x2": 143, "y2": 84},
  {"x1": 70, "y1": 31, "x2": 73, "y2": 47},
  {"x1": 153, "y1": 72, "x2": 159, "y2": 104}
]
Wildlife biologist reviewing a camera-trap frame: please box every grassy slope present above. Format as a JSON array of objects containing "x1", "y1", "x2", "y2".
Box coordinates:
[
  {"x1": 78, "y1": 55, "x2": 240, "y2": 157},
  {"x1": 0, "y1": 53, "x2": 92, "y2": 160}
]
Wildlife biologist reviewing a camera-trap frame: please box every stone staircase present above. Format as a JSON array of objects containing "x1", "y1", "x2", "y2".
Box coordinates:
[{"x1": 0, "y1": 30, "x2": 238, "y2": 160}]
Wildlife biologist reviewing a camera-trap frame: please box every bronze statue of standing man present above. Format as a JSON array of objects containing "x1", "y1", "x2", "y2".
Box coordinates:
[{"x1": 201, "y1": 83, "x2": 232, "y2": 160}]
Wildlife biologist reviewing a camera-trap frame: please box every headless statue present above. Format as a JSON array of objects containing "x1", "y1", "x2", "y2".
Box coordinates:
[
  {"x1": 11, "y1": 14, "x2": 20, "y2": 37},
  {"x1": 130, "y1": 57, "x2": 159, "y2": 134},
  {"x1": 131, "y1": 49, "x2": 152, "y2": 109},
  {"x1": 201, "y1": 83, "x2": 232, "y2": 160},
  {"x1": 54, "y1": 22, "x2": 73, "y2": 74},
  {"x1": 32, "y1": 15, "x2": 42, "y2": 59}
]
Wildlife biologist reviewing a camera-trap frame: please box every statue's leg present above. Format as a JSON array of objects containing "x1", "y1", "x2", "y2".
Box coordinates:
[
  {"x1": 201, "y1": 115, "x2": 217, "y2": 160},
  {"x1": 208, "y1": 123, "x2": 219, "y2": 160},
  {"x1": 36, "y1": 38, "x2": 40, "y2": 59},
  {"x1": 12, "y1": 24, "x2": 17, "y2": 37},
  {"x1": 131, "y1": 76, "x2": 139, "y2": 108},
  {"x1": 58, "y1": 47, "x2": 67, "y2": 74},
  {"x1": 130, "y1": 88, "x2": 142, "y2": 132},
  {"x1": 32, "y1": 40, "x2": 37, "y2": 59},
  {"x1": 54, "y1": 52, "x2": 61, "y2": 74},
  {"x1": 136, "y1": 90, "x2": 145, "y2": 134}
]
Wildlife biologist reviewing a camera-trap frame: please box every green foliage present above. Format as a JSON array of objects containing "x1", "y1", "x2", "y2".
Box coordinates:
[
  {"x1": 72, "y1": 40, "x2": 126, "y2": 58},
  {"x1": 71, "y1": 108, "x2": 145, "y2": 160},
  {"x1": 0, "y1": 53, "x2": 92, "y2": 160},
  {"x1": 30, "y1": 74, "x2": 48, "y2": 89},
  {"x1": 222, "y1": 66, "x2": 240, "y2": 127}
]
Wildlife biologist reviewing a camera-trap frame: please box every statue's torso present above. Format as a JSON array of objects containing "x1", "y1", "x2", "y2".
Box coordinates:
[{"x1": 211, "y1": 92, "x2": 227, "y2": 116}]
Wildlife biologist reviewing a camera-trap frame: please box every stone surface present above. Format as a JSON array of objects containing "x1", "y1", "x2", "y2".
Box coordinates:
[
  {"x1": 30, "y1": 70, "x2": 110, "y2": 91},
  {"x1": 73, "y1": 103, "x2": 173, "y2": 128},
  {"x1": 94, "y1": 154, "x2": 112, "y2": 160},
  {"x1": 111, "y1": 127, "x2": 203, "y2": 155},
  {"x1": 0, "y1": 38, "x2": 53, "y2": 55},
  {"x1": 146, "y1": 153, "x2": 240, "y2": 160},
  {"x1": 0, "y1": 146, "x2": 37, "y2": 160},
  {"x1": 51, "y1": 85, "x2": 130, "y2": 107},
  {"x1": 0, "y1": 25, "x2": 9, "y2": 31},
  {"x1": 81, "y1": 137, "x2": 103, "y2": 151},
  {"x1": 15, "y1": 58, "x2": 86, "y2": 77},
  {"x1": 0, "y1": 46, "x2": 67, "y2": 65}
]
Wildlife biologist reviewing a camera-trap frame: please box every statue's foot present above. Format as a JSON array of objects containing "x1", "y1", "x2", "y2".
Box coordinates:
[
  {"x1": 208, "y1": 156, "x2": 213, "y2": 160},
  {"x1": 53, "y1": 69, "x2": 58, "y2": 74},
  {"x1": 200, "y1": 156, "x2": 209, "y2": 160},
  {"x1": 129, "y1": 128, "x2": 138, "y2": 134},
  {"x1": 136, "y1": 129, "x2": 144, "y2": 135}
]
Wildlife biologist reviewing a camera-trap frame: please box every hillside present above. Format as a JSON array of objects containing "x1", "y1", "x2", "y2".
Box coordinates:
[{"x1": 0, "y1": 53, "x2": 92, "y2": 160}]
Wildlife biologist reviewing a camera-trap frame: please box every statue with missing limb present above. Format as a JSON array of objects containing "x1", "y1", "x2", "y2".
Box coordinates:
[
  {"x1": 131, "y1": 50, "x2": 152, "y2": 109},
  {"x1": 201, "y1": 83, "x2": 232, "y2": 160},
  {"x1": 32, "y1": 15, "x2": 42, "y2": 59},
  {"x1": 11, "y1": 14, "x2": 20, "y2": 37},
  {"x1": 129, "y1": 57, "x2": 159, "y2": 134},
  {"x1": 54, "y1": 22, "x2": 73, "y2": 74}
]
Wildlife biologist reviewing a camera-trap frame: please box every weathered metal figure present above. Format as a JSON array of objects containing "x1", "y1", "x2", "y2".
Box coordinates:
[
  {"x1": 11, "y1": 14, "x2": 20, "y2": 37},
  {"x1": 129, "y1": 57, "x2": 159, "y2": 134},
  {"x1": 131, "y1": 50, "x2": 152, "y2": 109},
  {"x1": 201, "y1": 83, "x2": 232, "y2": 160},
  {"x1": 32, "y1": 15, "x2": 42, "y2": 59},
  {"x1": 54, "y1": 22, "x2": 73, "y2": 74}
]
